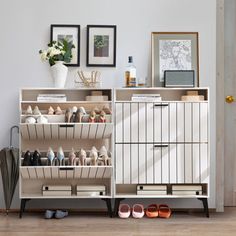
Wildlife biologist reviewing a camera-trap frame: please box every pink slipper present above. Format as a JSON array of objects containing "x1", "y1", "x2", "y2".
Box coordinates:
[
  {"x1": 118, "y1": 204, "x2": 131, "y2": 218},
  {"x1": 132, "y1": 204, "x2": 145, "y2": 218}
]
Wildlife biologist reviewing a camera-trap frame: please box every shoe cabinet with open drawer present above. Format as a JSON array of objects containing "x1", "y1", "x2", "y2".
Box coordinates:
[
  {"x1": 114, "y1": 88, "x2": 210, "y2": 217},
  {"x1": 19, "y1": 88, "x2": 114, "y2": 217}
]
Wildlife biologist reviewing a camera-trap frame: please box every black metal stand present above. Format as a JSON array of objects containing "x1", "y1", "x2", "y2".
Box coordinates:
[
  {"x1": 198, "y1": 198, "x2": 209, "y2": 218},
  {"x1": 101, "y1": 199, "x2": 113, "y2": 218},
  {"x1": 114, "y1": 198, "x2": 125, "y2": 217},
  {"x1": 19, "y1": 199, "x2": 30, "y2": 218}
]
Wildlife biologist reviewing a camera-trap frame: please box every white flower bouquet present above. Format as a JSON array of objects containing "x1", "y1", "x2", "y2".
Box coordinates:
[{"x1": 39, "y1": 39, "x2": 75, "y2": 66}]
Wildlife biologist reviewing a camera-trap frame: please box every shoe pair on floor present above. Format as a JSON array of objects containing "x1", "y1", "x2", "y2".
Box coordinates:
[
  {"x1": 118, "y1": 204, "x2": 171, "y2": 219},
  {"x1": 45, "y1": 210, "x2": 68, "y2": 219}
]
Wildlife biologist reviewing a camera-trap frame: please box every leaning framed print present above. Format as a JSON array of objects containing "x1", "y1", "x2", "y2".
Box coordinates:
[
  {"x1": 50, "y1": 24, "x2": 80, "y2": 66},
  {"x1": 151, "y1": 32, "x2": 199, "y2": 87},
  {"x1": 86, "y1": 25, "x2": 117, "y2": 67}
]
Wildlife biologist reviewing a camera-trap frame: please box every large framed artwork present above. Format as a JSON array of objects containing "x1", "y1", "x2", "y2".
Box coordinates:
[
  {"x1": 86, "y1": 25, "x2": 117, "y2": 67},
  {"x1": 50, "y1": 24, "x2": 80, "y2": 66},
  {"x1": 151, "y1": 32, "x2": 199, "y2": 87}
]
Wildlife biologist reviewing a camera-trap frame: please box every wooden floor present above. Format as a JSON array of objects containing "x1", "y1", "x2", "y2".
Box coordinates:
[{"x1": 0, "y1": 208, "x2": 236, "y2": 236}]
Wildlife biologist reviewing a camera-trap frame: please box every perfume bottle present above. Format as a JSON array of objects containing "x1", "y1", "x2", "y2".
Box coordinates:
[{"x1": 125, "y1": 56, "x2": 136, "y2": 87}]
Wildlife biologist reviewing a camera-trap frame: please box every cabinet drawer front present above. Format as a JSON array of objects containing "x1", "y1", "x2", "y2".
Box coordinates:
[
  {"x1": 115, "y1": 102, "x2": 208, "y2": 143},
  {"x1": 115, "y1": 143, "x2": 209, "y2": 185},
  {"x1": 115, "y1": 102, "x2": 153, "y2": 143}
]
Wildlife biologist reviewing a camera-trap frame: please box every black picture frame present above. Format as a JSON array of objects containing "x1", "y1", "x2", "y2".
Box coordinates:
[
  {"x1": 50, "y1": 24, "x2": 80, "y2": 67},
  {"x1": 86, "y1": 25, "x2": 117, "y2": 67}
]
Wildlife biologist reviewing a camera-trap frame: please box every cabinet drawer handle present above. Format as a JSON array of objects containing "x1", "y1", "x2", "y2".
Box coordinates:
[
  {"x1": 154, "y1": 144, "x2": 169, "y2": 148},
  {"x1": 59, "y1": 167, "x2": 74, "y2": 171},
  {"x1": 154, "y1": 103, "x2": 169, "y2": 107},
  {"x1": 59, "y1": 124, "x2": 75, "y2": 128}
]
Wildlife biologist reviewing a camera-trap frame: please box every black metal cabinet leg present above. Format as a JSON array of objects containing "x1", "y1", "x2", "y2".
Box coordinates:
[
  {"x1": 114, "y1": 198, "x2": 125, "y2": 217},
  {"x1": 198, "y1": 198, "x2": 209, "y2": 218},
  {"x1": 19, "y1": 199, "x2": 30, "y2": 218},
  {"x1": 101, "y1": 199, "x2": 113, "y2": 218}
]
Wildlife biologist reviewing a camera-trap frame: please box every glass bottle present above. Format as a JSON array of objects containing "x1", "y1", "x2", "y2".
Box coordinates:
[{"x1": 125, "y1": 56, "x2": 136, "y2": 87}]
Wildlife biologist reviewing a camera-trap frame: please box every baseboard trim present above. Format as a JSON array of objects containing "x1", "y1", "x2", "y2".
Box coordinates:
[{"x1": 0, "y1": 208, "x2": 216, "y2": 214}]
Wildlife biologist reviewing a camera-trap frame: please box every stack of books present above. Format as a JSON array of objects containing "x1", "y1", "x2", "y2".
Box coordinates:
[
  {"x1": 42, "y1": 185, "x2": 72, "y2": 196},
  {"x1": 137, "y1": 185, "x2": 167, "y2": 195},
  {"x1": 172, "y1": 185, "x2": 203, "y2": 195},
  {"x1": 37, "y1": 94, "x2": 67, "y2": 102},
  {"x1": 131, "y1": 94, "x2": 162, "y2": 102},
  {"x1": 76, "y1": 185, "x2": 106, "y2": 196}
]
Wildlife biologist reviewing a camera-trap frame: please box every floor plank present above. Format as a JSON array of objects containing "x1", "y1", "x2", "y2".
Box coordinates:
[{"x1": 0, "y1": 207, "x2": 236, "y2": 236}]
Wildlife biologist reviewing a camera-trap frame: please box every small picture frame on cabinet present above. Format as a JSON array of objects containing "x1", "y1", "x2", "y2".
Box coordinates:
[
  {"x1": 50, "y1": 24, "x2": 80, "y2": 66},
  {"x1": 86, "y1": 25, "x2": 117, "y2": 67}
]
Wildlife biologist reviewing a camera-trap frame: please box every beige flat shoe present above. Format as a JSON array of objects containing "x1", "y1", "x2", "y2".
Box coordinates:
[
  {"x1": 48, "y1": 106, "x2": 54, "y2": 115},
  {"x1": 33, "y1": 106, "x2": 41, "y2": 115},
  {"x1": 55, "y1": 106, "x2": 63, "y2": 115},
  {"x1": 25, "y1": 105, "x2": 33, "y2": 115}
]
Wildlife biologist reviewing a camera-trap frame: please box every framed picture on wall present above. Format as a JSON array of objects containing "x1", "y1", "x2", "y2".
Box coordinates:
[
  {"x1": 151, "y1": 32, "x2": 199, "y2": 87},
  {"x1": 50, "y1": 24, "x2": 80, "y2": 66},
  {"x1": 86, "y1": 25, "x2": 117, "y2": 67}
]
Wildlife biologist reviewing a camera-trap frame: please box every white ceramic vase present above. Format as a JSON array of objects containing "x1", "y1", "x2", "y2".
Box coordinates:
[{"x1": 51, "y1": 61, "x2": 68, "y2": 88}]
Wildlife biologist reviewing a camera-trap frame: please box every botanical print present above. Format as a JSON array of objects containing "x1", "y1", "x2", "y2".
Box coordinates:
[
  {"x1": 159, "y1": 40, "x2": 192, "y2": 81},
  {"x1": 57, "y1": 34, "x2": 73, "y2": 43},
  {"x1": 94, "y1": 35, "x2": 109, "y2": 57}
]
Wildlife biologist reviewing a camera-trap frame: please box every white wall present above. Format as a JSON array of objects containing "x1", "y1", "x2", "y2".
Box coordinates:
[{"x1": 0, "y1": 0, "x2": 216, "y2": 209}]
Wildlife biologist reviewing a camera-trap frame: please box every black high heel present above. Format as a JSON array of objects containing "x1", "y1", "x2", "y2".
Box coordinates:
[
  {"x1": 32, "y1": 150, "x2": 42, "y2": 166},
  {"x1": 22, "y1": 150, "x2": 32, "y2": 166}
]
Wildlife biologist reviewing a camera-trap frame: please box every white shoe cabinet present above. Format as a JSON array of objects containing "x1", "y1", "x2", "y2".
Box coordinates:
[
  {"x1": 19, "y1": 87, "x2": 210, "y2": 217},
  {"x1": 19, "y1": 88, "x2": 114, "y2": 217},
  {"x1": 114, "y1": 88, "x2": 210, "y2": 217}
]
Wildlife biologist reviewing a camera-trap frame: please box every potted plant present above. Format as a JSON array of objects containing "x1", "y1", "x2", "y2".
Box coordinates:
[{"x1": 39, "y1": 39, "x2": 75, "y2": 88}]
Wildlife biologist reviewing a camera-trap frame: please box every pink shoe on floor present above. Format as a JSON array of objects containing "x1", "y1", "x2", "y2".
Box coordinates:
[
  {"x1": 118, "y1": 204, "x2": 131, "y2": 218},
  {"x1": 132, "y1": 204, "x2": 145, "y2": 218}
]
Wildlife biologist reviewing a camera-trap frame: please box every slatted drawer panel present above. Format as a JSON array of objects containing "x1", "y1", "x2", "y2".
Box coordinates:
[
  {"x1": 20, "y1": 123, "x2": 113, "y2": 140},
  {"x1": 115, "y1": 102, "x2": 208, "y2": 143},
  {"x1": 20, "y1": 167, "x2": 112, "y2": 179},
  {"x1": 115, "y1": 143, "x2": 209, "y2": 184}
]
